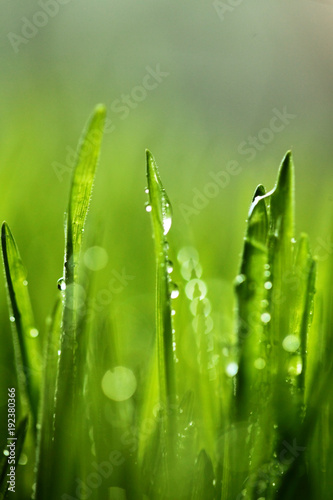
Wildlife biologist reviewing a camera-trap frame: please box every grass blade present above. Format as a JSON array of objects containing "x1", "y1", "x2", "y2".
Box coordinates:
[
  {"x1": 146, "y1": 149, "x2": 176, "y2": 407},
  {"x1": 34, "y1": 299, "x2": 62, "y2": 500},
  {"x1": 235, "y1": 184, "x2": 268, "y2": 420},
  {"x1": 1, "y1": 222, "x2": 41, "y2": 429},
  {"x1": 191, "y1": 450, "x2": 216, "y2": 500},
  {"x1": 66, "y1": 104, "x2": 106, "y2": 282},
  {"x1": 51, "y1": 104, "x2": 106, "y2": 499}
]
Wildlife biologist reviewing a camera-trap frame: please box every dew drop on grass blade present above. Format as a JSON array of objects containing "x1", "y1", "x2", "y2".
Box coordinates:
[{"x1": 1, "y1": 222, "x2": 41, "y2": 430}]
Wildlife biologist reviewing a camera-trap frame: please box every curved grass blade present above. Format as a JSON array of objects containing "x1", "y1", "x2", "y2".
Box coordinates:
[
  {"x1": 51, "y1": 104, "x2": 106, "y2": 499},
  {"x1": 1, "y1": 222, "x2": 41, "y2": 429},
  {"x1": 0, "y1": 416, "x2": 29, "y2": 500},
  {"x1": 292, "y1": 235, "x2": 316, "y2": 394},
  {"x1": 56, "y1": 103, "x2": 106, "y2": 406},
  {"x1": 267, "y1": 151, "x2": 295, "y2": 362},
  {"x1": 191, "y1": 450, "x2": 216, "y2": 500},
  {"x1": 66, "y1": 103, "x2": 106, "y2": 283},
  {"x1": 146, "y1": 149, "x2": 176, "y2": 407},
  {"x1": 34, "y1": 298, "x2": 62, "y2": 500},
  {"x1": 235, "y1": 184, "x2": 268, "y2": 420}
]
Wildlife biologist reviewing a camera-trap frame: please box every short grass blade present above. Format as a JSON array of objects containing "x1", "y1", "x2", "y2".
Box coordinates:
[{"x1": 1, "y1": 222, "x2": 41, "y2": 429}]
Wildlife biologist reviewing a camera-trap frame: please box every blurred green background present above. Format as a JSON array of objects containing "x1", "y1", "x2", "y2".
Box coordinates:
[{"x1": 1, "y1": 0, "x2": 333, "y2": 409}]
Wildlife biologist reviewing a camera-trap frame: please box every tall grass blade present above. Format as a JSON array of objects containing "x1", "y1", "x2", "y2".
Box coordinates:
[
  {"x1": 146, "y1": 149, "x2": 176, "y2": 407},
  {"x1": 191, "y1": 450, "x2": 216, "y2": 500},
  {"x1": 34, "y1": 299, "x2": 62, "y2": 500},
  {"x1": 51, "y1": 104, "x2": 106, "y2": 498},
  {"x1": 1, "y1": 222, "x2": 41, "y2": 429},
  {"x1": 235, "y1": 184, "x2": 268, "y2": 420}
]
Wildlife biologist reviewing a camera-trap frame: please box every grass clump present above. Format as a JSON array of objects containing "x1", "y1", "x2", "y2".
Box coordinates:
[{"x1": 0, "y1": 105, "x2": 332, "y2": 500}]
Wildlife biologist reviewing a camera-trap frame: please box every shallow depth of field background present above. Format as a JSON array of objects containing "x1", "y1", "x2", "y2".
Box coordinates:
[{"x1": 0, "y1": 0, "x2": 333, "y2": 421}]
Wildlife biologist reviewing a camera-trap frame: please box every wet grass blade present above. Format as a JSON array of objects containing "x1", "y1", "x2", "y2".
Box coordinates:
[
  {"x1": 191, "y1": 450, "x2": 216, "y2": 500},
  {"x1": 51, "y1": 104, "x2": 106, "y2": 499},
  {"x1": 56, "y1": 103, "x2": 106, "y2": 405},
  {"x1": 1, "y1": 222, "x2": 41, "y2": 429},
  {"x1": 293, "y1": 235, "x2": 316, "y2": 393},
  {"x1": 267, "y1": 151, "x2": 295, "y2": 365},
  {"x1": 235, "y1": 184, "x2": 268, "y2": 420},
  {"x1": 34, "y1": 299, "x2": 62, "y2": 500},
  {"x1": 146, "y1": 149, "x2": 176, "y2": 407},
  {"x1": 66, "y1": 104, "x2": 106, "y2": 283}
]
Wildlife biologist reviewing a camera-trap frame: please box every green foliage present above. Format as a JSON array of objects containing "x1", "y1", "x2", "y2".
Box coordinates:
[
  {"x1": 1, "y1": 223, "x2": 41, "y2": 429},
  {"x1": 1, "y1": 107, "x2": 332, "y2": 500}
]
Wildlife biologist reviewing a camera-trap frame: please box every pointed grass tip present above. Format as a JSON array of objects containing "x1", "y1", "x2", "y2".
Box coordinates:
[
  {"x1": 276, "y1": 150, "x2": 294, "y2": 189},
  {"x1": 94, "y1": 103, "x2": 106, "y2": 116}
]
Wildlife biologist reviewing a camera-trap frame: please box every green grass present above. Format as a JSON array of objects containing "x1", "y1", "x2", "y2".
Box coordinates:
[{"x1": 0, "y1": 106, "x2": 332, "y2": 500}]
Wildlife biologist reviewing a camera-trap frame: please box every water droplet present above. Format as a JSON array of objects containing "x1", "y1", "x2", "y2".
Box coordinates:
[
  {"x1": 235, "y1": 274, "x2": 246, "y2": 285},
  {"x1": 261, "y1": 299, "x2": 269, "y2": 308},
  {"x1": 170, "y1": 283, "x2": 179, "y2": 299},
  {"x1": 161, "y1": 191, "x2": 172, "y2": 235},
  {"x1": 185, "y1": 279, "x2": 207, "y2": 300},
  {"x1": 3, "y1": 450, "x2": 9, "y2": 457},
  {"x1": 9, "y1": 316, "x2": 15, "y2": 323},
  {"x1": 282, "y1": 334, "x2": 300, "y2": 353},
  {"x1": 145, "y1": 203, "x2": 152, "y2": 213},
  {"x1": 254, "y1": 358, "x2": 266, "y2": 370},
  {"x1": 171, "y1": 309, "x2": 176, "y2": 316},
  {"x1": 172, "y1": 341, "x2": 176, "y2": 352},
  {"x1": 57, "y1": 278, "x2": 66, "y2": 291},
  {"x1": 101, "y1": 366, "x2": 137, "y2": 402},
  {"x1": 261, "y1": 312, "x2": 271, "y2": 324},
  {"x1": 288, "y1": 355, "x2": 302, "y2": 375},
  {"x1": 29, "y1": 328, "x2": 39, "y2": 338},
  {"x1": 264, "y1": 270, "x2": 271, "y2": 278},
  {"x1": 144, "y1": 187, "x2": 149, "y2": 194},
  {"x1": 264, "y1": 264, "x2": 270, "y2": 270},
  {"x1": 264, "y1": 281, "x2": 273, "y2": 290},
  {"x1": 226, "y1": 362, "x2": 238, "y2": 377},
  {"x1": 167, "y1": 260, "x2": 173, "y2": 273},
  {"x1": 57, "y1": 350, "x2": 61, "y2": 356},
  {"x1": 291, "y1": 238, "x2": 296, "y2": 243},
  {"x1": 23, "y1": 280, "x2": 28, "y2": 286}
]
